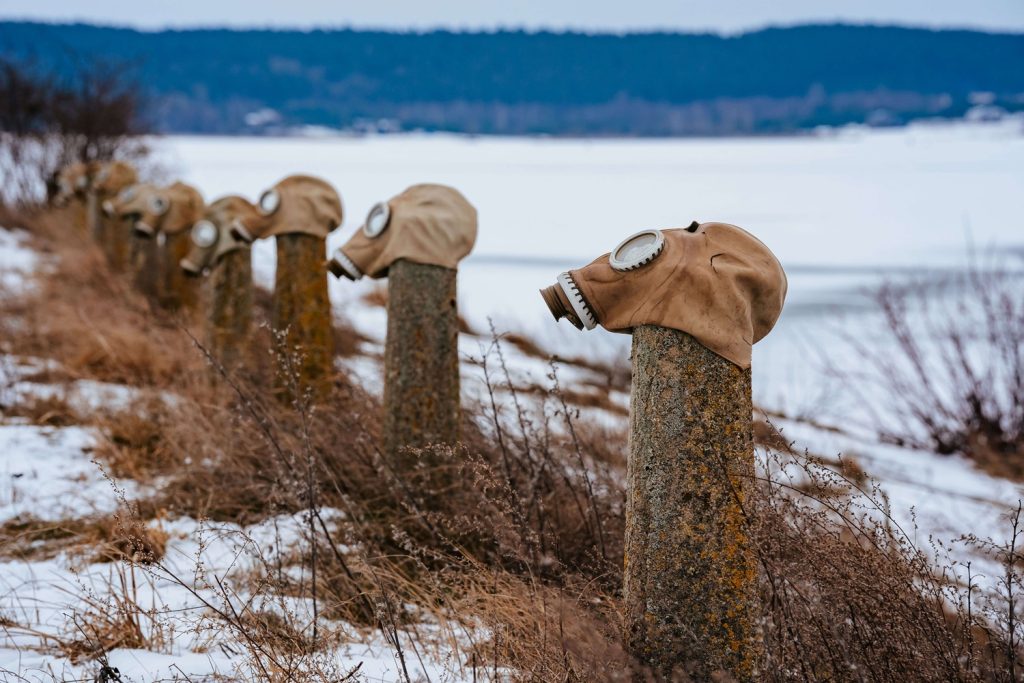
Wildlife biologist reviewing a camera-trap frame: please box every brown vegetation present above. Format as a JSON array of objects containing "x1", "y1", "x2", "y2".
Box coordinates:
[
  {"x1": 2, "y1": 206, "x2": 1024, "y2": 681},
  {"x1": 838, "y1": 265, "x2": 1024, "y2": 480},
  {"x1": 0, "y1": 56, "x2": 151, "y2": 207}
]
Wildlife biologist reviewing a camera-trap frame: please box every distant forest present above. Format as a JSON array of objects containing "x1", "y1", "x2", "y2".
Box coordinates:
[{"x1": 2, "y1": 21, "x2": 1023, "y2": 136}]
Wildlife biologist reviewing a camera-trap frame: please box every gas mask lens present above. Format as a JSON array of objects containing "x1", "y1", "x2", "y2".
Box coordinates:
[
  {"x1": 609, "y1": 229, "x2": 665, "y2": 272},
  {"x1": 258, "y1": 189, "x2": 280, "y2": 215},
  {"x1": 149, "y1": 195, "x2": 169, "y2": 216},
  {"x1": 191, "y1": 220, "x2": 218, "y2": 248},
  {"x1": 362, "y1": 201, "x2": 391, "y2": 238}
]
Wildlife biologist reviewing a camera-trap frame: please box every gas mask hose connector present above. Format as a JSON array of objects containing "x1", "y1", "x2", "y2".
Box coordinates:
[{"x1": 540, "y1": 284, "x2": 582, "y2": 329}]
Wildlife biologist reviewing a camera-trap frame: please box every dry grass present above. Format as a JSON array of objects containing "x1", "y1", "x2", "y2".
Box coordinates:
[
  {"x1": 0, "y1": 392, "x2": 81, "y2": 426},
  {"x1": 0, "y1": 513, "x2": 168, "y2": 564},
  {"x1": 837, "y1": 264, "x2": 1024, "y2": 480},
  {"x1": 4, "y1": 208, "x2": 1024, "y2": 681}
]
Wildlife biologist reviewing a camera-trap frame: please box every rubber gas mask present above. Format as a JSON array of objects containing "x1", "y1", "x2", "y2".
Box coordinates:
[
  {"x1": 105, "y1": 183, "x2": 161, "y2": 235},
  {"x1": 92, "y1": 161, "x2": 137, "y2": 202},
  {"x1": 180, "y1": 195, "x2": 257, "y2": 277},
  {"x1": 230, "y1": 175, "x2": 342, "y2": 243},
  {"x1": 327, "y1": 183, "x2": 477, "y2": 280},
  {"x1": 53, "y1": 163, "x2": 90, "y2": 207},
  {"x1": 129, "y1": 182, "x2": 205, "y2": 238},
  {"x1": 540, "y1": 221, "x2": 787, "y2": 368}
]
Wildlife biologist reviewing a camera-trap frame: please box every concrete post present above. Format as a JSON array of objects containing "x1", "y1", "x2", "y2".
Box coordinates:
[
  {"x1": 624, "y1": 325, "x2": 757, "y2": 681},
  {"x1": 87, "y1": 192, "x2": 103, "y2": 249},
  {"x1": 206, "y1": 247, "x2": 253, "y2": 374},
  {"x1": 381, "y1": 259, "x2": 460, "y2": 464},
  {"x1": 103, "y1": 211, "x2": 131, "y2": 271},
  {"x1": 159, "y1": 232, "x2": 199, "y2": 312},
  {"x1": 273, "y1": 232, "x2": 333, "y2": 402},
  {"x1": 129, "y1": 229, "x2": 163, "y2": 301}
]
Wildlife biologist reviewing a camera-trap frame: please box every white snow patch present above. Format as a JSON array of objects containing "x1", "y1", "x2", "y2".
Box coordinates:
[
  {"x1": 0, "y1": 228, "x2": 37, "y2": 291},
  {"x1": 0, "y1": 424, "x2": 132, "y2": 524}
]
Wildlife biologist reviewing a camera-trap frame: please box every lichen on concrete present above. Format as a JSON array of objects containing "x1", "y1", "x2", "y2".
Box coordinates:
[
  {"x1": 160, "y1": 232, "x2": 198, "y2": 312},
  {"x1": 624, "y1": 325, "x2": 758, "y2": 681},
  {"x1": 206, "y1": 247, "x2": 252, "y2": 374},
  {"x1": 130, "y1": 231, "x2": 162, "y2": 302},
  {"x1": 272, "y1": 232, "x2": 332, "y2": 402},
  {"x1": 382, "y1": 259, "x2": 459, "y2": 467}
]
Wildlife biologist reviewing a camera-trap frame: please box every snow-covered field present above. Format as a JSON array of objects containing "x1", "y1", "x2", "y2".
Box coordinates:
[{"x1": 1, "y1": 121, "x2": 1022, "y2": 680}]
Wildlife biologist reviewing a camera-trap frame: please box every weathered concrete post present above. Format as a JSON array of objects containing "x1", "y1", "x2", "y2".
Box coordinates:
[
  {"x1": 180, "y1": 196, "x2": 258, "y2": 374},
  {"x1": 328, "y1": 185, "x2": 477, "y2": 464},
  {"x1": 540, "y1": 222, "x2": 787, "y2": 681},
  {"x1": 626, "y1": 326, "x2": 755, "y2": 679},
  {"x1": 91, "y1": 161, "x2": 138, "y2": 270},
  {"x1": 51, "y1": 163, "x2": 91, "y2": 235},
  {"x1": 382, "y1": 260, "x2": 460, "y2": 462},
  {"x1": 106, "y1": 183, "x2": 166, "y2": 302},
  {"x1": 232, "y1": 175, "x2": 342, "y2": 402},
  {"x1": 133, "y1": 182, "x2": 205, "y2": 313}
]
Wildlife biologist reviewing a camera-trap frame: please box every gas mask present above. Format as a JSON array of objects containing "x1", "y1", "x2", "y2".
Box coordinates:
[
  {"x1": 53, "y1": 163, "x2": 90, "y2": 207},
  {"x1": 230, "y1": 175, "x2": 342, "y2": 243},
  {"x1": 91, "y1": 161, "x2": 138, "y2": 200},
  {"x1": 540, "y1": 221, "x2": 787, "y2": 369},
  {"x1": 129, "y1": 182, "x2": 205, "y2": 238},
  {"x1": 105, "y1": 183, "x2": 161, "y2": 234},
  {"x1": 180, "y1": 195, "x2": 257, "y2": 277},
  {"x1": 327, "y1": 183, "x2": 477, "y2": 280}
]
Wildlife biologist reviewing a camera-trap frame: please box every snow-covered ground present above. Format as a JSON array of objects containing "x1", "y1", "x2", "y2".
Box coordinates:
[{"x1": 1, "y1": 121, "x2": 1022, "y2": 680}]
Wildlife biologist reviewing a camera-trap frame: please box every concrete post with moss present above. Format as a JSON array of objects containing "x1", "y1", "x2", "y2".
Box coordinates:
[
  {"x1": 103, "y1": 213, "x2": 130, "y2": 271},
  {"x1": 273, "y1": 233, "x2": 333, "y2": 402},
  {"x1": 87, "y1": 193, "x2": 103, "y2": 250},
  {"x1": 382, "y1": 259, "x2": 460, "y2": 464},
  {"x1": 207, "y1": 247, "x2": 253, "y2": 374},
  {"x1": 130, "y1": 229, "x2": 162, "y2": 301},
  {"x1": 624, "y1": 325, "x2": 758, "y2": 681},
  {"x1": 159, "y1": 232, "x2": 199, "y2": 312}
]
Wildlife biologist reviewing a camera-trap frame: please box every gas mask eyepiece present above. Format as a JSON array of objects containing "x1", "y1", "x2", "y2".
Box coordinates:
[
  {"x1": 149, "y1": 195, "x2": 169, "y2": 216},
  {"x1": 609, "y1": 229, "x2": 664, "y2": 271},
  {"x1": 191, "y1": 220, "x2": 218, "y2": 249},
  {"x1": 258, "y1": 189, "x2": 280, "y2": 216},
  {"x1": 362, "y1": 201, "x2": 391, "y2": 238}
]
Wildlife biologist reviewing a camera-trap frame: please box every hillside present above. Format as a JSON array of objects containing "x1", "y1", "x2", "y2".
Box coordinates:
[{"x1": 2, "y1": 21, "x2": 1023, "y2": 135}]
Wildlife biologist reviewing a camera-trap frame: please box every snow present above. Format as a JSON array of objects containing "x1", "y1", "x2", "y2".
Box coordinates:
[
  {"x1": 1, "y1": 121, "x2": 1022, "y2": 679},
  {"x1": 0, "y1": 424, "x2": 129, "y2": 525},
  {"x1": 0, "y1": 228, "x2": 37, "y2": 291}
]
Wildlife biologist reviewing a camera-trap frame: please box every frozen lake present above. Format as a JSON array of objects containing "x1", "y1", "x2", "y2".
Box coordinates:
[{"x1": 157, "y1": 120, "x2": 1024, "y2": 416}]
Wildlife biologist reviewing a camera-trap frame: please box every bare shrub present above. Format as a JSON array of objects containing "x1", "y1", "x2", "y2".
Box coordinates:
[
  {"x1": 0, "y1": 55, "x2": 150, "y2": 207},
  {"x1": 841, "y1": 263, "x2": 1024, "y2": 478}
]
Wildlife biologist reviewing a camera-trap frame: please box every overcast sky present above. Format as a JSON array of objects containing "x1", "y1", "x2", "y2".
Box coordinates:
[{"x1": 2, "y1": 0, "x2": 1023, "y2": 34}]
